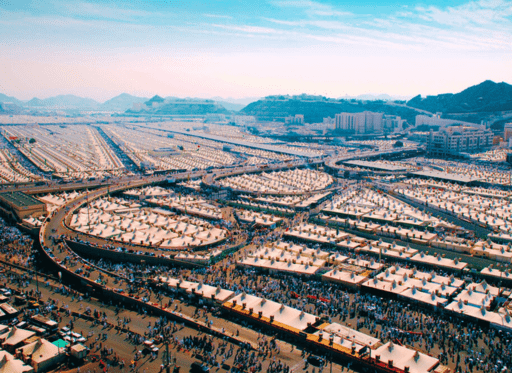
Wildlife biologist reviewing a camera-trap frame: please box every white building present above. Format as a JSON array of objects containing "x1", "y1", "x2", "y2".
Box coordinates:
[
  {"x1": 427, "y1": 126, "x2": 493, "y2": 157},
  {"x1": 335, "y1": 112, "x2": 384, "y2": 134}
]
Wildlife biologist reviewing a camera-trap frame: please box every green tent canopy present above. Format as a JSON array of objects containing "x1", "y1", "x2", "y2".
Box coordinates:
[{"x1": 52, "y1": 339, "x2": 69, "y2": 348}]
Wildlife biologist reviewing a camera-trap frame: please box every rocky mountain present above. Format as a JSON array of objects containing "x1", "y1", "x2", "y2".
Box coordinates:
[
  {"x1": 217, "y1": 101, "x2": 245, "y2": 112},
  {"x1": 100, "y1": 93, "x2": 149, "y2": 111},
  {"x1": 0, "y1": 102, "x2": 23, "y2": 114},
  {"x1": 127, "y1": 97, "x2": 229, "y2": 115},
  {"x1": 0, "y1": 92, "x2": 239, "y2": 113},
  {"x1": 211, "y1": 96, "x2": 261, "y2": 106},
  {"x1": 155, "y1": 100, "x2": 229, "y2": 115},
  {"x1": 340, "y1": 94, "x2": 412, "y2": 101},
  {"x1": 0, "y1": 93, "x2": 24, "y2": 106},
  {"x1": 406, "y1": 80, "x2": 512, "y2": 113},
  {"x1": 25, "y1": 94, "x2": 100, "y2": 110},
  {"x1": 145, "y1": 95, "x2": 166, "y2": 106},
  {"x1": 240, "y1": 96, "x2": 419, "y2": 124}
]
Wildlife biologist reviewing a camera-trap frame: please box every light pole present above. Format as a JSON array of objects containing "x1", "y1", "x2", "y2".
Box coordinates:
[
  {"x1": 32, "y1": 246, "x2": 39, "y2": 294},
  {"x1": 87, "y1": 190, "x2": 90, "y2": 233}
]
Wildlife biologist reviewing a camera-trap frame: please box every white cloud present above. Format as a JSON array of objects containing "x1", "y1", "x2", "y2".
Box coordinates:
[
  {"x1": 258, "y1": 0, "x2": 512, "y2": 52},
  {"x1": 210, "y1": 24, "x2": 280, "y2": 35},
  {"x1": 271, "y1": 0, "x2": 352, "y2": 17},
  {"x1": 203, "y1": 14, "x2": 233, "y2": 19},
  {"x1": 306, "y1": 20, "x2": 349, "y2": 30},
  {"x1": 264, "y1": 17, "x2": 349, "y2": 30},
  {"x1": 263, "y1": 17, "x2": 303, "y2": 26},
  {"x1": 56, "y1": 0, "x2": 169, "y2": 22},
  {"x1": 416, "y1": 0, "x2": 512, "y2": 26}
]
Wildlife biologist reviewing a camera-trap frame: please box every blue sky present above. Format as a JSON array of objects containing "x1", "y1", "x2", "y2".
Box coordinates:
[{"x1": 1, "y1": 0, "x2": 511, "y2": 101}]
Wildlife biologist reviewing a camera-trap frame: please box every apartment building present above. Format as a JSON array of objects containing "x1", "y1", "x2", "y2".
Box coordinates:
[
  {"x1": 427, "y1": 126, "x2": 493, "y2": 157},
  {"x1": 335, "y1": 111, "x2": 384, "y2": 134}
]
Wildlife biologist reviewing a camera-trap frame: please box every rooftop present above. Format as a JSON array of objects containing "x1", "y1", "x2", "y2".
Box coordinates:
[
  {"x1": 344, "y1": 160, "x2": 409, "y2": 172},
  {"x1": 410, "y1": 170, "x2": 480, "y2": 184},
  {"x1": 0, "y1": 192, "x2": 45, "y2": 208}
]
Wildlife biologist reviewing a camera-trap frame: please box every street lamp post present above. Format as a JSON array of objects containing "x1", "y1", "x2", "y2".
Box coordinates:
[
  {"x1": 35, "y1": 264, "x2": 39, "y2": 294},
  {"x1": 32, "y1": 246, "x2": 39, "y2": 294},
  {"x1": 87, "y1": 190, "x2": 90, "y2": 233}
]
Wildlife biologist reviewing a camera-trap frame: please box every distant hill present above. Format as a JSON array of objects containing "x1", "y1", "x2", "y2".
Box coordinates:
[
  {"x1": 26, "y1": 97, "x2": 46, "y2": 107},
  {"x1": 145, "y1": 95, "x2": 165, "y2": 107},
  {"x1": 100, "y1": 93, "x2": 148, "y2": 111},
  {"x1": 217, "y1": 101, "x2": 245, "y2": 112},
  {"x1": 127, "y1": 97, "x2": 229, "y2": 115},
  {"x1": 0, "y1": 93, "x2": 24, "y2": 106},
  {"x1": 0, "y1": 93, "x2": 235, "y2": 113},
  {"x1": 155, "y1": 100, "x2": 229, "y2": 115},
  {"x1": 240, "y1": 96, "x2": 420, "y2": 124},
  {"x1": 340, "y1": 94, "x2": 413, "y2": 101},
  {"x1": 211, "y1": 96, "x2": 261, "y2": 106},
  {"x1": 0, "y1": 102, "x2": 23, "y2": 114},
  {"x1": 25, "y1": 94, "x2": 100, "y2": 110},
  {"x1": 406, "y1": 80, "x2": 512, "y2": 113}
]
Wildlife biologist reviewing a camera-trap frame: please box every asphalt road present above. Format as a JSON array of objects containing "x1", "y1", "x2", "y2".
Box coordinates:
[
  {"x1": 1, "y1": 261, "x2": 359, "y2": 373},
  {"x1": 390, "y1": 192, "x2": 493, "y2": 238}
]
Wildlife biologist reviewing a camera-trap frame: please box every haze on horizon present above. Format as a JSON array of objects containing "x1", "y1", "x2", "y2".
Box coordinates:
[{"x1": 1, "y1": 0, "x2": 512, "y2": 102}]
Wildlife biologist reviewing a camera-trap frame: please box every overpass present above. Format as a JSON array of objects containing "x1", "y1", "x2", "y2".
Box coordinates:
[
  {"x1": 324, "y1": 146, "x2": 424, "y2": 174},
  {"x1": 140, "y1": 125, "x2": 323, "y2": 158}
]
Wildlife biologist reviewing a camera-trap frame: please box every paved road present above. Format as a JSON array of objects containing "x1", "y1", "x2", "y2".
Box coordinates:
[
  {"x1": 94, "y1": 126, "x2": 141, "y2": 173},
  {"x1": 327, "y1": 223, "x2": 497, "y2": 271},
  {"x1": 390, "y1": 192, "x2": 493, "y2": 239},
  {"x1": 0, "y1": 261, "x2": 316, "y2": 373}
]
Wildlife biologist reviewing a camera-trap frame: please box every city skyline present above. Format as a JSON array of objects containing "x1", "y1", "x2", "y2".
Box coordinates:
[{"x1": 1, "y1": 0, "x2": 512, "y2": 101}]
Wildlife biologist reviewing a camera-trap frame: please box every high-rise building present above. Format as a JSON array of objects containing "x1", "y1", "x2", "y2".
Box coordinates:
[
  {"x1": 427, "y1": 126, "x2": 493, "y2": 157},
  {"x1": 335, "y1": 111, "x2": 383, "y2": 134}
]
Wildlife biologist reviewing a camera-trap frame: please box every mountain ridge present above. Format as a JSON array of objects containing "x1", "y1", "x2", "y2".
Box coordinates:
[
  {"x1": 100, "y1": 93, "x2": 149, "y2": 111},
  {"x1": 240, "y1": 95, "x2": 420, "y2": 124},
  {"x1": 406, "y1": 80, "x2": 512, "y2": 113},
  {"x1": 0, "y1": 93, "x2": 24, "y2": 106},
  {"x1": 1, "y1": 82, "x2": 511, "y2": 115},
  {"x1": 24, "y1": 94, "x2": 100, "y2": 110}
]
